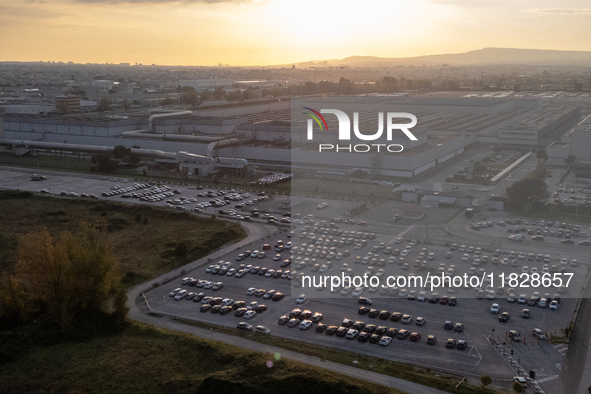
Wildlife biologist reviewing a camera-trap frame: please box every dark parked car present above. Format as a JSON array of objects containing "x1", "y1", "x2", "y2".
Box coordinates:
[
  {"x1": 358, "y1": 332, "x2": 371, "y2": 342},
  {"x1": 358, "y1": 306, "x2": 371, "y2": 315},
  {"x1": 375, "y1": 326, "x2": 388, "y2": 336},
  {"x1": 325, "y1": 326, "x2": 338, "y2": 335},
  {"x1": 369, "y1": 334, "x2": 381, "y2": 344},
  {"x1": 193, "y1": 293, "x2": 206, "y2": 302},
  {"x1": 271, "y1": 292, "x2": 285, "y2": 301},
  {"x1": 363, "y1": 324, "x2": 377, "y2": 334},
  {"x1": 335, "y1": 327, "x2": 348, "y2": 337},
  {"x1": 219, "y1": 306, "x2": 233, "y2": 315},
  {"x1": 446, "y1": 338, "x2": 456, "y2": 349},
  {"x1": 444, "y1": 321, "x2": 453, "y2": 330},
  {"x1": 232, "y1": 301, "x2": 246, "y2": 310},
  {"x1": 385, "y1": 328, "x2": 399, "y2": 338},
  {"x1": 397, "y1": 329, "x2": 410, "y2": 340},
  {"x1": 499, "y1": 312, "x2": 511, "y2": 322},
  {"x1": 254, "y1": 304, "x2": 268, "y2": 313},
  {"x1": 316, "y1": 323, "x2": 327, "y2": 333},
  {"x1": 390, "y1": 312, "x2": 402, "y2": 322},
  {"x1": 378, "y1": 310, "x2": 391, "y2": 320},
  {"x1": 457, "y1": 340, "x2": 468, "y2": 350},
  {"x1": 449, "y1": 296, "x2": 457, "y2": 306},
  {"x1": 352, "y1": 321, "x2": 366, "y2": 330},
  {"x1": 368, "y1": 309, "x2": 380, "y2": 318},
  {"x1": 342, "y1": 318, "x2": 354, "y2": 328},
  {"x1": 358, "y1": 297, "x2": 373, "y2": 305},
  {"x1": 200, "y1": 304, "x2": 212, "y2": 312}
]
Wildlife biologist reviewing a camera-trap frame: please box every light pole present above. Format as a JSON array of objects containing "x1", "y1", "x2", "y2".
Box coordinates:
[{"x1": 424, "y1": 205, "x2": 430, "y2": 253}]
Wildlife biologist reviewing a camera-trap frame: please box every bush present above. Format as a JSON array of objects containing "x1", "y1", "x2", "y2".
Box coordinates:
[
  {"x1": 135, "y1": 213, "x2": 143, "y2": 223},
  {"x1": 480, "y1": 375, "x2": 492, "y2": 388}
]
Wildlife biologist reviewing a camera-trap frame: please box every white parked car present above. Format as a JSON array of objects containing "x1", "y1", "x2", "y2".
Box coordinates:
[
  {"x1": 244, "y1": 311, "x2": 257, "y2": 319},
  {"x1": 255, "y1": 325, "x2": 270, "y2": 334},
  {"x1": 221, "y1": 298, "x2": 233, "y2": 306},
  {"x1": 296, "y1": 294, "x2": 306, "y2": 304},
  {"x1": 352, "y1": 287, "x2": 364, "y2": 296},
  {"x1": 169, "y1": 288, "x2": 182, "y2": 297},
  {"x1": 490, "y1": 303, "x2": 500, "y2": 314},
  {"x1": 299, "y1": 320, "x2": 313, "y2": 330}
]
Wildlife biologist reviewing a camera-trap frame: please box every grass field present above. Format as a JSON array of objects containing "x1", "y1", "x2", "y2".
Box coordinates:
[
  {"x1": 177, "y1": 318, "x2": 501, "y2": 394},
  {"x1": 0, "y1": 321, "x2": 400, "y2": 394},
  {"x1": 0, "y1": 190, "x2": 246, "y2": 286}
]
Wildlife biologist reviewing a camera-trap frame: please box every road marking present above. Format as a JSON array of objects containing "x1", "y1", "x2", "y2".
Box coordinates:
[
  {"x1": 553, "y1": 343, "x2": 568, "y2": 356},
  {"x1": 536, "y1": 374, "x2": 559, "y2": 384},
  {"x1": 389, "y1": 225, "x2": 416, "y2": 244}
]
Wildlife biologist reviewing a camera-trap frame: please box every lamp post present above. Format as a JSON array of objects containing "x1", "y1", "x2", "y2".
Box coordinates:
[{"x1": 424, "y1": 205, "x2": 430, "y2": 253}]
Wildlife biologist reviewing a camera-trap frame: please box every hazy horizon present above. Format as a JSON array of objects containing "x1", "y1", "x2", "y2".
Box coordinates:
[{"x1": 2, "y1": 0, "x2": 591, "y2": 66}]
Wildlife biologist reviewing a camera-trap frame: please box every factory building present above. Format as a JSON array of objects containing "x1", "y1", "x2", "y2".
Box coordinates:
[{"x1": 0, "y1": 97, "x2": 571, "y2": 179}]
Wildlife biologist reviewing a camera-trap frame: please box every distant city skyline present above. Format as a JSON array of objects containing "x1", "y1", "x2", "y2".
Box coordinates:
[{"x1": 1, "y1": 0, "x2": 591, "y2": 66}]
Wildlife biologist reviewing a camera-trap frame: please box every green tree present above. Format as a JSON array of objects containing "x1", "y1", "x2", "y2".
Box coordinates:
[
  {"x1": 512, "y1": 380, "x2": 523, "y2": 393},
  {"x1": 98, "y1": 97, "x2": 111, "y2": 111},
  {"x1": 92, "y1": 151, "x2": 117, "y2": 173},
  {"x1": 480, "y1": 375, "x2": 492, "y2": 389},
  {"x1": 212, "y1": 86, "x2": 226, "y2": 100},
  {"x1": 506, "y1": 178, "x2": 548, "y2": 209},
  {"x1": 524, "y1": 203, "x2": 534, "y2": 214},
  {"x1": 381, "y1": 76, "x2": 398, "y2": 92},
  {"x1": 242, "y1": 87, "x2": 255, "y2": 100},
  {"x1": 160, "y1": 97, "x2": 176, "y2": 106},
  {"x1": 536, "y1": 149, "x2": 548, "y2": 165},
  {"x1": 226, "y1": 90, "x2": 243, "y2": 101},
  {"x1": 128, "y1": 154, "x2": 140, "y2": 168},
  {"x1": 112, "y1": 145, "x2": 131, "y2": 161}
]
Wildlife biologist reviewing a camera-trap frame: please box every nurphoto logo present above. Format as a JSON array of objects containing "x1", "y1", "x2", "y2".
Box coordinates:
[{"x1": 303, "y1": 107, "x2": 418, "y2": 153}]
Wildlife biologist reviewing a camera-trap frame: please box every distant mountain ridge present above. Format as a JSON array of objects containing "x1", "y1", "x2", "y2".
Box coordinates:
[{"x1": 284, "y1": 48, "x2": 591, "y2": 67}]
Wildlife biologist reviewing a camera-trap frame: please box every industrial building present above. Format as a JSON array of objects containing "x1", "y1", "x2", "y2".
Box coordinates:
[{"x1": 0, "y1": 96, "x2": 581, "y2": 178}]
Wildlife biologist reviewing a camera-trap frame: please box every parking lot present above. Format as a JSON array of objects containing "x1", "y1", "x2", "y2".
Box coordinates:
[{"x1": 1, "y1": 166, "x2": 583, "y2": 389}]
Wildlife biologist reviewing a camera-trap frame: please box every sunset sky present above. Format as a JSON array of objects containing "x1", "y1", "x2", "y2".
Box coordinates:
[{"x1": 1, "y1": 0, "x2": 591, "y2": 66}]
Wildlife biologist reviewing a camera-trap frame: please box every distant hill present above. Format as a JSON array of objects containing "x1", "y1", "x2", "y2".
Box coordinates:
[{"x1": 283, "y1": 48, "x2": 591, "y2": 68}]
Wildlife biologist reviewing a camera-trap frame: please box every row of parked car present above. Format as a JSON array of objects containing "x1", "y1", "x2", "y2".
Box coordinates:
[
  {"x1": 277, "y1": 308, "x2": 467, "y2": 349},
  {"x1": 204, "y1": 260, "x2": 293, "y2": 280}
]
